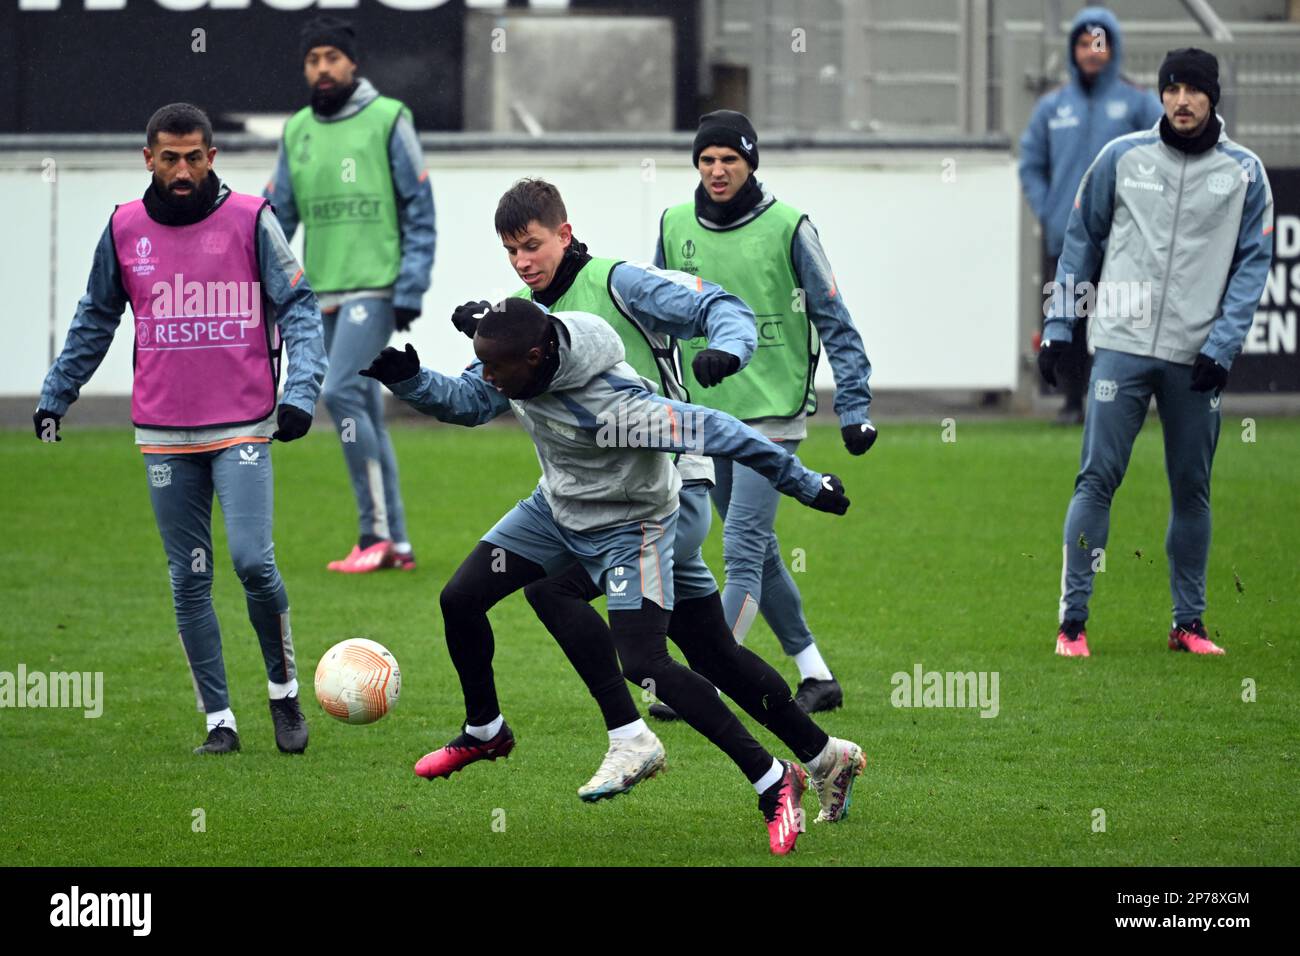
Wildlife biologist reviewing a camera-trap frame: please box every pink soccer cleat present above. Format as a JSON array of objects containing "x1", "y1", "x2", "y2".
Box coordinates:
[
  {"x1": 326, "y1": 540, "x2": 392, "y2": 574},
  {"x1": 1055, "y1": 620, "x2": 1090, "y2": 657},
  {"x1": 1168, "y1": 619, "x2": 1225, "y2": 655},
  {"x1": 414, "y1": 724, "x2": 516, "y2": 780},
  {"x1": 758, "y1": 760, "x2": 808, "y2": 856}
]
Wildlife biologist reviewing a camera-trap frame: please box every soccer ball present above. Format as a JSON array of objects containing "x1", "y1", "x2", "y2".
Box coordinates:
[{"x1": 314, "y1": 638, "x2": 401, "y2": 725}]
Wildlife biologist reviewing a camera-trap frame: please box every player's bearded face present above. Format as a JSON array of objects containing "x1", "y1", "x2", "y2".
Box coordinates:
[
  {"x1": 144, "y1": 131, "x2": 215, "y2": 211},
  {"x1": 1163, "y1": 83, "x2": 1212, "y2": 135},
  {"x1": 503, "y1": 221, "x2": 570, "y2": 292},
  {"x1": 304, "y1": 46, "x2": 356, "y2": 97},
  {"x1": 697, "y1": 146, "x2": 750, "y2": 203}
]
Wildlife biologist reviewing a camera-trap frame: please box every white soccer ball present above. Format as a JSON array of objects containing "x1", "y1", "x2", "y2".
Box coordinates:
[{"x1": 314, "y1": 638, "x2": 401, "y2": 725}]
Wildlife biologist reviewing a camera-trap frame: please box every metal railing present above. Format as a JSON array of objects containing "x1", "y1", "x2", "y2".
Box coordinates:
[{"x1": 702, "y1": 0, "x2": 1300, "y2": 165}]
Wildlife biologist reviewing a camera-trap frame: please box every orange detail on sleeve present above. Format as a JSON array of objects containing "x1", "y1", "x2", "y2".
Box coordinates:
[
  {"x1": 290, "y1": 269, "x2": 303, "y2": 287},
  {"x1": 695, "y1": 276, "x2": 703, "y2": 292},
  {"x1": 1263, "y1": 224, "x2": 1275, "y2": 235},
  {"x1": 418, "y1": 170, "x2": 429, "y2": 182}
]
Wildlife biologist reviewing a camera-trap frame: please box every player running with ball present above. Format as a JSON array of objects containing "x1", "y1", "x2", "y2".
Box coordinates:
[
  {"x1": 453, "y1": 178, "x2": 866, "y2": 808},
  {"x1": 446, "y1": 177, "x2": 753, "y2": 800},
  {"x1": 361, "y1": 298, "x2": 864, "y2": 854}
]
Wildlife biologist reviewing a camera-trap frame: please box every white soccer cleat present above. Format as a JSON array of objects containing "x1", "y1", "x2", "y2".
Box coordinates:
[
  {"x1": 577, "y1": 730, "x2": 666, "y2": 802},
  {"x1": 811, "y1": 737, "x2": 867, "y2": 823}
]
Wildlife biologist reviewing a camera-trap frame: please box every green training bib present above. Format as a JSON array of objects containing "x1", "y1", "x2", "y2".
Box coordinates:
[
  {"x1": 660, "y1": 200, "x2": 818, "y2": 421},
  {"x1": 284, "y1": 96, "x2": 405, "y2": 293}
]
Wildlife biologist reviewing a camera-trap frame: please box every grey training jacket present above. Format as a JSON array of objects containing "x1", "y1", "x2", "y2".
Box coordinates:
[{"x1": 1046, "y1": 119, "x2": 1274, "y2": 369}]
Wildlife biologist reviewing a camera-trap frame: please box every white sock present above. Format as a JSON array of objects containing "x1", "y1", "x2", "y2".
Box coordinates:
[
  {"x1": 466, "y1": 714, "x2": 504, "y2": 741},
  {"x1": 392, "y1": 541, "x2": 413, "y2": 555},
  {"x1": 268, "y1": 678, "x2": 299, "y2": 700},
  {"x1": 206, "y1": 708, "x2": 237, "y2": 733},
  {"x1": 608, "y1": 718, "x2": 648, "y2": 741},
  {"x1": 808, "y1": 738, "x2": 834, "y2": 776},
  {"x1": 793, "y1": 644, "x2": 834, "y2": 682},
  {"x1": 753, "y1": 758, "x2": 784, "y2": 794}
]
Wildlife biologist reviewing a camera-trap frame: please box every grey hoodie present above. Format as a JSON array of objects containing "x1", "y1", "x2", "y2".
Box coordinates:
[{"x1": 389, "y1": 310, "x2": 825, "y2": 532}]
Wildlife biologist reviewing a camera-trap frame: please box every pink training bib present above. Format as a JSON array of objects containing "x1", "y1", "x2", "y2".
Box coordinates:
[{"x1": 113, "y1": 191, "x2": 279, "y2": 429}]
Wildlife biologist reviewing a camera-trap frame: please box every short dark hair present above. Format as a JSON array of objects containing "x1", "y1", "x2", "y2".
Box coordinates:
[
  {"x1": 146, "y1": 103, "x2": 213, "y2": 149},
  {"x1": 495, "y1": 178, "x2": 567, "y2": 239},
  {"x1": 476, "y1": 297, "x2": 550, "y2": 352}
]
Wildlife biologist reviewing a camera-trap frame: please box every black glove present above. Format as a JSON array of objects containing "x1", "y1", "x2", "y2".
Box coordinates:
[
  {"x1": 394, "y1": 307, "x2": 420, "y2": 333},
  {"x1": 360, "y1": 343, "x2": 421, "y2": 386},
  {"x1": 809, "y1": 473, "x2": 851, "y2": 515},
  {"x1": 691, "y1": 349, "x2": 741, "y2": 388},
  {"x1": 841, "y1": 422, "x2": 878, "y2": 456},
  {"x1": 1189, "y1": 353, "x2": 1228, "y2": 393},
  {"x1": 451, "y1": 300, "x2": 492, "y2": 339},
  {"x1": 271, "y1": 404, "x2": 313, "y2": 442},
  {"x1": 33, "y1": 408, "x2": 62, "y2": 442},
  {"x1": 1037, "y1": 338, "x2": 1071, "y2": 388}
]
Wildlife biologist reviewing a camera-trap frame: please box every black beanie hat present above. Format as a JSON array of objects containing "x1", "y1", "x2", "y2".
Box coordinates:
[
  {"x1": 300, "y1": 16, "x2": 358, "y2": 65},
  {"x1": 692, "y1": 110, "x2": 759, "y2": 171},
  {"x1": 1158, "y1": 47, "x2": 1220, "y2": 106}
]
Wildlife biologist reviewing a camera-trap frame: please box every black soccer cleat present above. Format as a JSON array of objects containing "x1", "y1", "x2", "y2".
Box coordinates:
[
  {"x1": 647, "y1": 701, "x2": 681, "y2": 722},
  {"x1": 269, "y1": 695, "x2": 309, "y2": 754},
  {"x1": 194, "y1": 724, "x2": 241, "y2": 755},
  {"x1": 795, "y1": 677, "x2": 843, "y2": 714}
]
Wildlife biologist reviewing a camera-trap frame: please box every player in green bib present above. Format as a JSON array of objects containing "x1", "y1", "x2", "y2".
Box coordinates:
[
  {"x1": 442, "y1": 178, "x2": 868, "y2": 818},
  {"x1": 265, "y1": 17, "x2": 436, "y2": 575},
  {"x1": 655, "y1": 110, "x2": 877, "y2": 715},
  {"x1": 449, "y1": 178, "x2": 751, "y2": 798}
]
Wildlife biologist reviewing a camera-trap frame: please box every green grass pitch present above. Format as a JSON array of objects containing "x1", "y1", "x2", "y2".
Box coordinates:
[{"x1": 1, "y1": 417, "x2": 1296, "y2": 866}]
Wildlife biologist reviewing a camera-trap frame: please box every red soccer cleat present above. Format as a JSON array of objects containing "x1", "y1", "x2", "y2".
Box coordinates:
[
  {"x1": 386, "y1": 550, "x2": 417, "y2": 571},
  {"x1": 1168, "y1": 619, "x2": 1225, "y2": 655},
  {"x1": 1055, "y1": 620, "x2": 1090, "y2": 657},
  {"x1": 758, "y1": 760, "x2": 808, "y2": 856},
  {"x1": 414, "y1": 723, "x2": 516, "y2": 780}
]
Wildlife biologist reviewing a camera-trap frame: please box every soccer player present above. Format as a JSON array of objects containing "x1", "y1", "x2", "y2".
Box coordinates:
[
  {"x1": 361, "y1": 299, "x2": 863, "y2": 854},
  {"x1": 655, "y1": 110, "x2": 875, "y2": 715},
  {"x1": 444, "y1": 177, "x2": 756, "y2": 800},
  {"x1": 264, "y1": 16, "x2": 435, "y2": 574},
  {"x1": 34, "y1": 103, "x2": 326, "y2": 754},
  {"x1": 1039, "y1": 49, "x2": 1273, "y2": 658},
  {"x1": 1019, "y1": 7, "x2": 1162, "y2": 425}
]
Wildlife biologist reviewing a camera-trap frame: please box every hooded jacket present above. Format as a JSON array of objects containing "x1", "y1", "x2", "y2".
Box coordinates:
[
  {"x1": 388, "y1": 311, "x2": 824, "y2": 532},
  {"x1": 1019, "y1": 7, "x2": 1164, "y2": 257}
]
